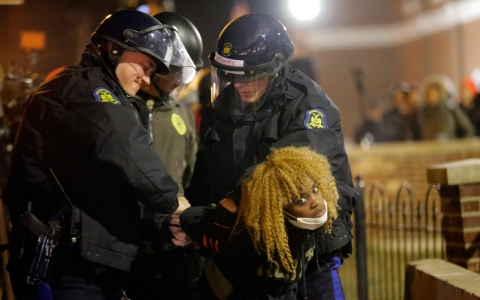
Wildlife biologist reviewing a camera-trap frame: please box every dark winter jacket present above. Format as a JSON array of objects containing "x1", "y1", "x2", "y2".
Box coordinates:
[
  {"x1": 181, "y1": 204, "x2": 316, "y2": 299},
  {"x1": 6, "y1": 45, "x2": 179, "y2": 271}
]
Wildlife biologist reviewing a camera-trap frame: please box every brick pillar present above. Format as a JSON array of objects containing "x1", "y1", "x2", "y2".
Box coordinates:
[{"x1": 427, "y1": 159, "x2": 480, "y2": 273}]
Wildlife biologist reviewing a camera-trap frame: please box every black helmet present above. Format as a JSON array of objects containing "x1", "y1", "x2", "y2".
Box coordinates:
[
  {"x1": 153, "y1": 12, "x2": 203, "y2": 69},
  {"x1": 209, "y1": 13, "x2": 294, "y2": 114},
  {"x1": 91, "y1": 9, "x2": 194, "y2": 75},
  {"x1": 209, "y1": 13, "x2": 294, "y2": 83}
]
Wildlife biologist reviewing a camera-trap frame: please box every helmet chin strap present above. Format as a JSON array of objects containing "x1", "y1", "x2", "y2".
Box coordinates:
[
  {"x1": 96, "y1": 42, "x2": 124, "y2": 81},
  {"x1": 150, "y1": 79, "x2": 171, "y2": 106},
  {"x1": 152, "y1": 79, "x2": 163, "y2": 95},
  {"x1": 108, "y1": 45, "x2": 124, "y2": 75}
]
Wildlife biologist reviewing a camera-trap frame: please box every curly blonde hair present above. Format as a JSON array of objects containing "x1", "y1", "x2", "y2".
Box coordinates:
[{"x1": 231, "y1": 146, "x2": 339, "y2": 276}]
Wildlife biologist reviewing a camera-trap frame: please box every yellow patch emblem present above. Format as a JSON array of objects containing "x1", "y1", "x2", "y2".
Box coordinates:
[
  {"x1": 94, "y1": 88, "x2": 120, "y2": 105},
  {"x1": 222, "y1": 43, "x2": 232, "y2": 56},
  {"x1": 171, "y1": 113, "x2": 187, "y2": 135},
  {"x1": 303, "y1": 108, "x2": 328, "y2": 129}
]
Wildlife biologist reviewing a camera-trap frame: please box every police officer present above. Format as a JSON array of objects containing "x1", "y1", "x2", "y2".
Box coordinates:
[
  {"x1": 126, "y1": 12, "x2": 204, "y2": 300},
  {"x1": 184, "y1": 13, "x2": 358, "y2": 300},
  {"x1": 5, "y1": 9, "x2": 192, "y2": 300},
  {"x1": 138, "y1": 11, "x2": 202, "y2": 196}
]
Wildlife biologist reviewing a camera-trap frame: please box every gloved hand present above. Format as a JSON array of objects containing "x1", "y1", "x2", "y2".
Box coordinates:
[{"x1": 197, "y1": 200, "x2": 236, "y2": 254}]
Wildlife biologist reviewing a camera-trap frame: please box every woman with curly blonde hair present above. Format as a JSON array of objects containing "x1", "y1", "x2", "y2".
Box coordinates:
[
  {"x1": 179, "y1": 146, "x2": 339, "y2": 299},
  {"x1": 234, "y1": 145, "x2": 339, "y2": 276}
]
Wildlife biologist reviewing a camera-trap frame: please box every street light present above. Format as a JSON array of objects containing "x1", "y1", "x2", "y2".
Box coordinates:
[{"x1": 288, "y1": 0, "x2": 321, "y2": 21}]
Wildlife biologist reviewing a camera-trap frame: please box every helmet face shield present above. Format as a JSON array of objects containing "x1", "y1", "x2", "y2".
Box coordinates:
[
  {"x1": 151, "y1": 66, "x2": 195, "y2": 94},
  {"x1": 92, "y1": 10, "x2": 197, "y2": 78},
  {"x1": 211, "y1": 65, "x2": 273, "y2": 114},
  {"x1": 161, "y1": 28, "x2": 196, "y2": 84},
  {"x1": 153, "y1": 12, "x2": 204, "y2": 68},
  {"x1": 157, "y1": 63, "x2": 196, "y2": 86},
  {"x1": 124, "y1": 25, "x2": 196, "y2": 81},
  {"x1": 208, "y1": 13, "x2": 295, "y2": 114},
  {"x1": 139, "y1": 25, "x2": 197, "y2": 86},
  {"x1": 123, "y1": 26, "x2": 174, "y2": 74},
  {"x1": 211, "y1": 51, "x2": 282, "y2": 83}
]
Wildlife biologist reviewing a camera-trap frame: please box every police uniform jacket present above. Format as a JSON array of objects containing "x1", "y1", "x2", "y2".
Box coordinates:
[
  {"x1": 186, "y1": 64, "x2": 357, "y2": 254},
  {"x1": 133, "y1": 91, "x2": 197, "y2": 254},
  {"x1": 6, "y1": 45, "x2": 179, "y2": 272},
  {"x1": 136, "y1": 91, "x2": 197, "y2": 196}
]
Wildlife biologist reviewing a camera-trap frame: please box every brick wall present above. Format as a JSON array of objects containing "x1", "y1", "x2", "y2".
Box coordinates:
[
  {"x1": 426, "y1": 160, "x2": 480, "y2": 272},
  {"x1": 405, "y1": 258, "x2": 480, "y2": 300}
]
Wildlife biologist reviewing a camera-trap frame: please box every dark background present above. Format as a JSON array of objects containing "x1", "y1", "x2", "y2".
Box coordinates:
[
  {"x1": 0, "y1": 0, "x2": 400, "y2": 80},
  {"x1": 1, "y1": 0, "x2": 476, "y2": 141}
]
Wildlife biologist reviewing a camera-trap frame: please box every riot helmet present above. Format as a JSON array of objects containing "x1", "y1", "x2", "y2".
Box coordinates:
[
  {"x1": 91, "y1": 9, "x2": 194, "y2": 78},
  {"x1": 154, "y1": 12, "x2": 203, "y2": 69},
  {"x1": 151, "y1": 12, "x2": 200, "y2": 89},
  {"x1": 209, "y1": 13, "x2": 294, "y2": 114}
]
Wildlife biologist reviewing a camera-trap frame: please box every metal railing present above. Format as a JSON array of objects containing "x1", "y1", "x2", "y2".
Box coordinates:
[{"x1": 339, "y1": 176, "x2": 445, "y2": 300}]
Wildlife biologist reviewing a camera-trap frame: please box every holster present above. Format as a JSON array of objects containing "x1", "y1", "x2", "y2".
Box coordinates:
[{"x1": 19, "y1": 211, "x2": 62, "y2": 285}]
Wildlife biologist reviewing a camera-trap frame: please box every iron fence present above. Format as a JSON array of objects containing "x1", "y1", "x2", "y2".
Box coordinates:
[{"x1": 339, "y1": 176, "x2": 445, "y2": 300}]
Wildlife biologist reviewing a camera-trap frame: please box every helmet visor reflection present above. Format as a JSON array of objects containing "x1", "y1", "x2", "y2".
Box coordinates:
[
  {"x1": 210, "y1": 52, "x2": 281, "y2": 83},
  {"x1": 125, "y1": 26, "x2": 196, "y2": 81},
  {"x1": 124, "y1": 26, "x2": 175, "y2": 74},
  {"x1": 157, "y1": 64, "x2": 196, "y2": 86},
  {"x1": 160, "y1": 28, "x2": 196, "y2": 85},
  {"x1": 216, "y1": 67, "x2": 276, "y2": 83}
]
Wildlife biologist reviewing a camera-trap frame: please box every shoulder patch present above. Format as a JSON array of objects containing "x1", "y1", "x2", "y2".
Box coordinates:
[
  {"x1": 171, "y1": 113, "x2": 187, "y2": 135},
  {"x1": 93, "y1": 87, "x2": 121, "y2": 105},
  {"x1": 303, "y1": 108, "x2": 328, "y2": 129}
]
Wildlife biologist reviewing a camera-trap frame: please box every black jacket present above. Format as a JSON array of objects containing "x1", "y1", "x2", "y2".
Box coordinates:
[
  {"x1": 6, "y1": 45, "x2": 179, "y2": 271},
  {"x1": 181, "y1": 204, "x2": 316, "y2": 299},
  {"x1": 186, "y1": 64, "x2": 357, "y2": 254}
]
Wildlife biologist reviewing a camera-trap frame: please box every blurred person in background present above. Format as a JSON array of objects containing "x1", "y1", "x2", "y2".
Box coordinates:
[
  {"x1": 5, "y1": 10, "x2": 192, "y2": 299},
  {"x1": 1, "y1": 59, "x2": 33, "y2": 147},
  {"x1": 184, "y1": 13, "x2": 358, "y2": 300},
  {"x1": 382, "y1": 82, "x2": 411, "y2": 141},
  {"x1": 0, "y1": 62, "x2": 8, "y2": 193},
  {"x1": 403, "y1": 83, "x2": 423, "y2": 141},
  {"x1": 459, "y1": 77, "x2": 480, "y2": 136},
  {"x1": 420, "y1": 76, "x2": 475, "y2": 140},
  {"x1": 354, "y1": 101, "x2": 392, "y2": 144},
  {"x1": 125, "y1": 11, "x2": 204, "y2": 300},
  {"x1": 383, "y1": 82, "x2": 422, "y2": 141}
]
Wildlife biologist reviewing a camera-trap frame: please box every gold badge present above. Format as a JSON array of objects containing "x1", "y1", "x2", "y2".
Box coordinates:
[
  {"x1": 222, "y1": 43, "x2": 232, "y2": 56},
  {"x1": 303, "y1": 108, "x2": 328, "y2": 129},
  {"x1": 94, "y1": 88, "x2": 120, "y2": 105},
  {"x1": 171, "y1": 113, "x2": 187, "y2": 135}
]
